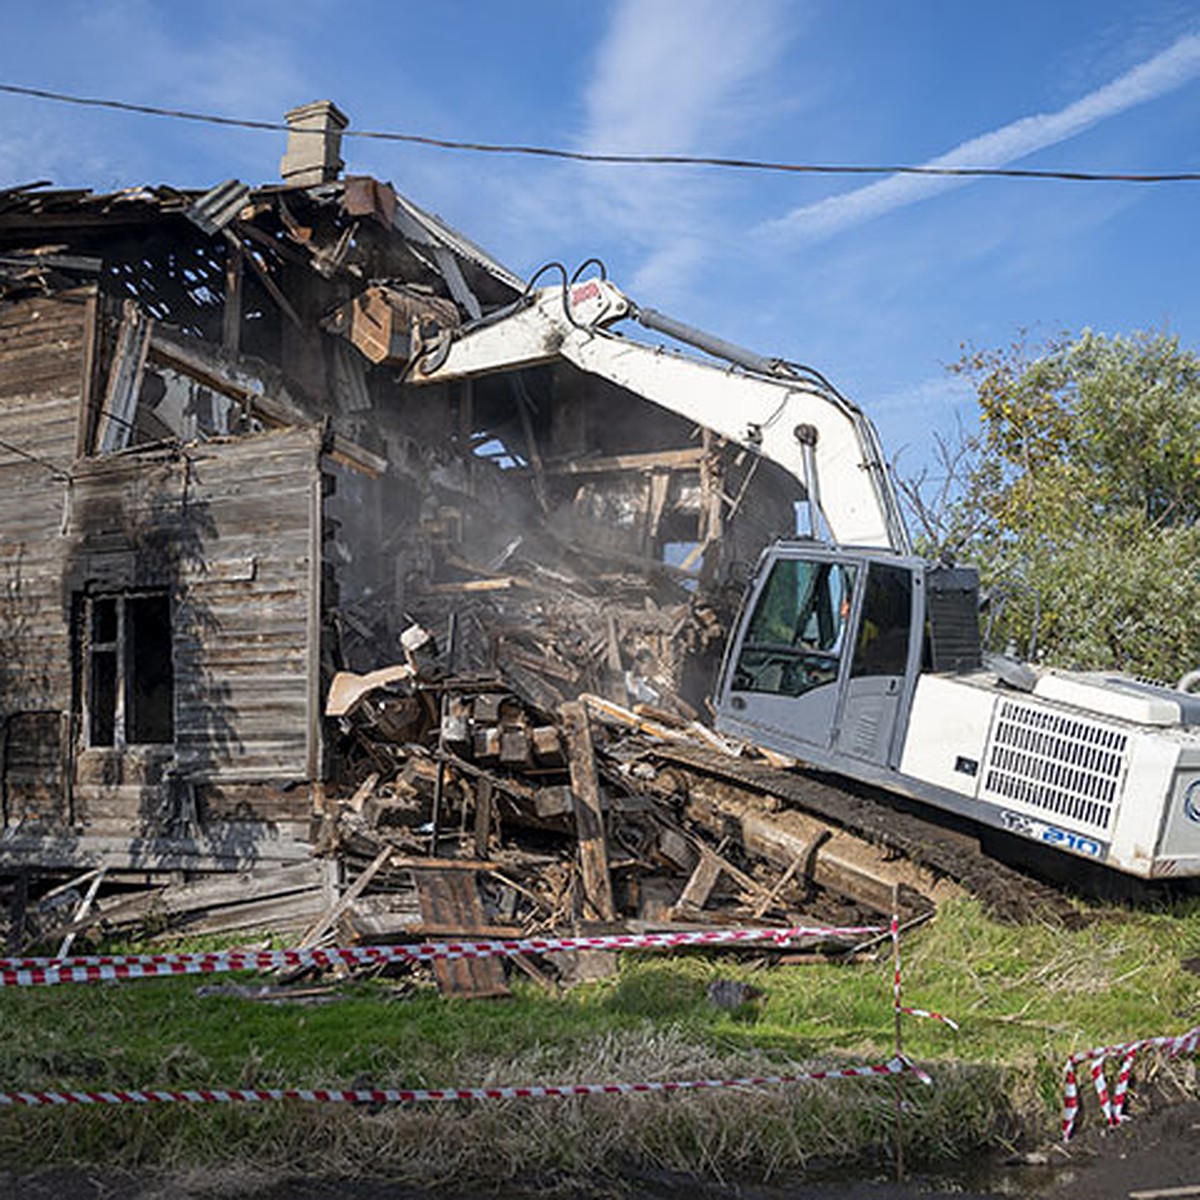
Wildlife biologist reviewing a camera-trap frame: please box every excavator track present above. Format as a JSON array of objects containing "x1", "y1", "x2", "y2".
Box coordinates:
[{"x1": 648, "y1": 743, "x2": 1083, "y2": 925}]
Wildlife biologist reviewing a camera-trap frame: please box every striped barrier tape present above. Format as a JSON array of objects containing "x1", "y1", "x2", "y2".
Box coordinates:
[
  {"x1": 890, "y1": 913, "x2": 958, "y2": 1032},
  {"x1": 1061, "y1": 1025, "x2": 1200, "y2": 1139},
  {"x1": 0, "y1": 923, "x2": 885, "y2": 988},
  {"x1": 891, "y1": 913, "x2": 901, "y2": 1011},
  {"x1": 1060, "y1": 1064, "x2": 1079, "y2": 1141},
  {"x1": 1089, "y1": 1059, "x2": 1113, "y2": 1126},
  {"x1": 1110, "y1": 1050, "x2": 1137, "y2": 1123},
  {"x1": 898, "y1": 1006, "x2": 960, "y2": 1031},
  {"x1": 0, "y1": 1054, "x2": 931, "y2": 1109}
]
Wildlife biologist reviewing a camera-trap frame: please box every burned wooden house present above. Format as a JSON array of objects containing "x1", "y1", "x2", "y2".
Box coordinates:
[{"x1": 0, "y1": 102, "x2": 801, "y2": 889}]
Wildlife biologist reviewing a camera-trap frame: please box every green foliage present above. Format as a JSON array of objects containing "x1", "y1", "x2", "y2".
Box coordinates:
[{"x1": 937, "y1": 330, "x2": 1200, "y2": 680}]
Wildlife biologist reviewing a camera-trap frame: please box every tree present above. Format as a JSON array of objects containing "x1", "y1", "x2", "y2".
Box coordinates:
[{"x1": 906, "y1": 330, "x2": 1200, "y2": 684}]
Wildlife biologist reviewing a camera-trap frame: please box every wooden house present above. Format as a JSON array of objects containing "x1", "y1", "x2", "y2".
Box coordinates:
[{"x1": 0, "y1": 103, "x2": 796, "y2": 890}]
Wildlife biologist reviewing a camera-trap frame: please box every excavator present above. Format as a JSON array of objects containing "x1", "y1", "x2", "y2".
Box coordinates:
[{"x1": 404, "y1": 272, "x2": 1200, "y2": 884}]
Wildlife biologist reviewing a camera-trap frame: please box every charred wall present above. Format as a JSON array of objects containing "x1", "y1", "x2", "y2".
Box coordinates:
[{"x1": 1, "y1": 283, "x2": 326, "y2": 860}]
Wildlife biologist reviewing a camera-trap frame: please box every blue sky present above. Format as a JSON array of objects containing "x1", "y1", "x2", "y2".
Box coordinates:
[{"x1": 3, "y1": 1, "x2": 1200, "y2": 476}]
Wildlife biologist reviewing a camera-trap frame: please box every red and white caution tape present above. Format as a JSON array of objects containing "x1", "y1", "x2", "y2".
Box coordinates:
[
  {"x1": 898, "y1": 1005, "x2": 959, "y2": 1031},
  {"x1": 891, "y1": 914, "x2": 902, "y2": 1011},
  {"x1": 1111, "y1": 1050, "x2": 1137, "y2": 1122},
  {"x1": 0, "y1": 1054, "x2": 930, "y2": 1109},
  {"x1": 1060, "y1": 1064, "x2": 1079, "y2": 1141},
  {"x1": 0, "y1": 923, "x2": 884, "y2": 989},
  {"x1": 1061, "y1": 1025, "x2": 1200, "y2": 1139},
  {"x1": 890, "y1": 913, "x2": 958, "y2": 1032},
  {"x1": 1089, "y1": 1059, "x2": 1113, "y2": 1126}
]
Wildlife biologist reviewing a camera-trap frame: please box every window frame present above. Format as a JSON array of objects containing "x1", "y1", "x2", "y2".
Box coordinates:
[{"x1": 80, "y1": 590, "x2": 176, "y2": 750}]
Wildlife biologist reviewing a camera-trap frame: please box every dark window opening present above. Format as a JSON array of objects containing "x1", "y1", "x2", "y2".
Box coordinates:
[
  {"x1": 850, "y1": 564, "x2": 913, "y2": 678},
  {"x1": 126, "y1": 594, "x2": 175, "y2": 744},
  {"x1": 83, "y1": 592, "x2": 175, "y2": 747}
]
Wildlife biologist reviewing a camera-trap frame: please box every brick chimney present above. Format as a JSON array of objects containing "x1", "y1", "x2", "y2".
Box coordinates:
[{"x1": 279, "y1": 100, "x2": 349, "y2": 186}]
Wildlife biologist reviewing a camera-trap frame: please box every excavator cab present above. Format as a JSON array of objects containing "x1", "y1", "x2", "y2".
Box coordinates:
[{"x1": 714, "y1": 543, "x2": 980, "y2": 771}]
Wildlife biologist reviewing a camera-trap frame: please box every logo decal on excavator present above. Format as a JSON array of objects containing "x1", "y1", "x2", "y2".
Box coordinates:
[
  {"x1": 570, "y1": 280, "x2": 601, "y2": 307},
  {"x1": 998, "y1": 810, "x2": 1104, "y2": 858}
]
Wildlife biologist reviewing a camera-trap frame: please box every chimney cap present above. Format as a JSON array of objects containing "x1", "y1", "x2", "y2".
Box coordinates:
[{"x1": 284, "y1": 99, "x2": 349, "y2": 130}]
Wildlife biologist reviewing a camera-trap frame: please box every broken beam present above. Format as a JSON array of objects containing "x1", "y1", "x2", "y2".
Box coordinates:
[{"x1": 546, "y1": 447, "x2": 706, "y2": 475}]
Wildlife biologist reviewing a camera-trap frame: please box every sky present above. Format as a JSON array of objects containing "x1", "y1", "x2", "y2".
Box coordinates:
[{"x1": 3, "y1": 0, "x2": 1200, "y2": 479}]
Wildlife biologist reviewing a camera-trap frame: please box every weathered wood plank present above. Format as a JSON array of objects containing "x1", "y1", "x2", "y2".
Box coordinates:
[
  {"x1": 74, "y1": 860, "x2": 331, "y2": 927},
  {"x1": 415, "y1": 870, "x2": 510, "y2": 998},
  {"x1": 0, "y1": 830, "x2": 314, "y2": 872},
  {"x1": 560, "y1": 700, "x2": 616, "y2": 922},
  {"x1": 298, "y1": 848, "x2": 391, "y2": 947},
  {"x1": 673, "y1": 853, "x2": 722, "y2": 914}
]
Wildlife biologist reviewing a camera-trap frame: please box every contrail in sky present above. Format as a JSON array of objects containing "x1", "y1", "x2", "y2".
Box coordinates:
[{"x1": 766, "y1": 31, "x2": 1200, "y2": 242}]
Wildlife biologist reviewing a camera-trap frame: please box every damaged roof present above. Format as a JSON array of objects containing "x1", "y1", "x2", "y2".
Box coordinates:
[{"x1": 0, "y1": 175, "x2": 526, "y2": 316}]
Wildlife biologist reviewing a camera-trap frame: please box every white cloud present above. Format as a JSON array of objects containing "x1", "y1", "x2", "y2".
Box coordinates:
[
  {"x1": 583, "y1": 0, "x2": 793, "y2": 154},
  {"x1": 571, "y1": 0, "x2": 799, "y2": 300},
  {"x1": 764, "y1": 30, "x2": 1200, "y2": 244}
]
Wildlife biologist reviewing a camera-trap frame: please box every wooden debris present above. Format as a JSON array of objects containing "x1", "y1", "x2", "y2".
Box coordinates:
[
  {"x1": 45, "y1": 861, "x2": 335, "y2": 944},
  {"x1": 415, "y1": 870, "x2": 509, "y2": 998},
  {"x1": 673, "y1": 854, "x2": 722, "y2": 916},
  {"x1": 473, "y1": 777, "x2": 494, "y2": 859},
  {"x1": 298, "y1": 847, "x2": 393, "y2": 949},
  {"x1": 11, "y1": 625, "x2": 955, "y2": 979},
  {"x1": 56, "y1": 867, "x2": 106, "y2": 958},
  {"x1": 560, "y1": 700, "x2": 615, "y2": 923}
]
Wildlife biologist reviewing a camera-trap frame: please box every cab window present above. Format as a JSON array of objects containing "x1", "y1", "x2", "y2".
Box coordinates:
[
  {"x1": 733, "y1": 559, "x2": 857, "y2": 697},
  {"x1": 850, "y1": 563, "x2": 912, "y2": 677}
]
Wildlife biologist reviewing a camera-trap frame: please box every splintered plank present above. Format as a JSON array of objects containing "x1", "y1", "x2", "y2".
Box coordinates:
[
  {"x1": 298, "y1": 848, "x2": 393, "y2": 948},
  {"x1": 414, "y1": 870, "x2": 510, "y2": 998},
  {"x1": 559, "y1": 700, "x2": 616, "y2": 922},
  {"x1": 673, "y1": 853, "x2": 722, "y2": 914}
]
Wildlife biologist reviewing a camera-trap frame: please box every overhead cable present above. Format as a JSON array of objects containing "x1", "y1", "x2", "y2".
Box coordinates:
[{"x1": 1, "y1": 81, "x2": 1198, "y2": 184}]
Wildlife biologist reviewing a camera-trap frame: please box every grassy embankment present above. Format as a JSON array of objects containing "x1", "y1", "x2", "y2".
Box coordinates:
[{"x1": 1, "y1": 896, "x2": 1199, "y2": 1187}]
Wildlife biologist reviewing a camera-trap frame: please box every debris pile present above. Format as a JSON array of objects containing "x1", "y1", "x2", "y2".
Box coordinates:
[
  {"x1": 7, "y1": 616, "x2": 964, "y2": 991},
  {"x1": 304, "y1": 631, "x2": 956, "y2": 991}
]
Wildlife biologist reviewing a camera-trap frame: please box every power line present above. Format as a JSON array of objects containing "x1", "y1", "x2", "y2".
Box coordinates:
[{"x1": 3, "y1": 80, "x2": 1199, "y2": 184}]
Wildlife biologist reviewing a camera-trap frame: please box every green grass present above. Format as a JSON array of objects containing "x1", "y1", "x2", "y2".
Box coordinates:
[{"x1": 2, "y1": 895, "x2": 1200, "y2": 1186}]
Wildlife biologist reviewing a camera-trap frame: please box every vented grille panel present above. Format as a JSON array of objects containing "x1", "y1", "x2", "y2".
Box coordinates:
[{"x1": 981, "y1": 700, "x2": 1127, "y2": 834}]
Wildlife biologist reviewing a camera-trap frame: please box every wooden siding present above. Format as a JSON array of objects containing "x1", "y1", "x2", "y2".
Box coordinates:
[
  {"x1": 2, "y1": 286, "x2": 326, "y2": 852},
  {"x1": 0, "y1": 293, "x2": 92, "y2": 825},
  {"x1": 68, "y1": 426, "x2": 323, "y2": 811}
]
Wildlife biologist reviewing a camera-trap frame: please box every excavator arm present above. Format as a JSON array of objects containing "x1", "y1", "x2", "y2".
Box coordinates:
[{"x1": 405, "y1": 278, "x2": 911, "y2": 553}]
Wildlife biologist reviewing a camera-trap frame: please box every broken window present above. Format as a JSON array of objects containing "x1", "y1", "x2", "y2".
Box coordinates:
[
  {"x1": 131, "y1": 366, "x2": 249, "y2": 444},
  {"x1": 90, "y1": 299, "x2": 266, "y2": 456},
  {"x1": 82, "y1": 592, "x2": 175, "y2": 747},
  {"x1": 93, "y1": 359, "x2": 255, "y2": 454}
]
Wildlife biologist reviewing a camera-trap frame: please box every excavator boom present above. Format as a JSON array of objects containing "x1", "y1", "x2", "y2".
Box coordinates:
[{"x1": 407, "y1": 279, "x2": 911, "y2": 553}]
